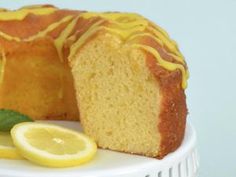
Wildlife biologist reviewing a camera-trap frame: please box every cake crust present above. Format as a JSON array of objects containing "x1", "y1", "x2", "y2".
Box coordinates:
[{"x1": 145, "y1": 47, "x2": 187, "y2": 158}]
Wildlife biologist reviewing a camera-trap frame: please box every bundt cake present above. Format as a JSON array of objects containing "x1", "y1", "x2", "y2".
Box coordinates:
[{"x1": 0, "y1": 5, "x2": 188, "y2": 158}]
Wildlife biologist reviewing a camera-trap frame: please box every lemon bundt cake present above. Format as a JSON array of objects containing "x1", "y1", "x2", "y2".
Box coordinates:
[{"x1": 0, "y1": 5, "x2": 188, "y2": 158}]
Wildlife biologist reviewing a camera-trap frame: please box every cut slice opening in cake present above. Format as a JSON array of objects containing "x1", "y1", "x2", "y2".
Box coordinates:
[{"x1": 70, "y1": 33, "x2": 162, "y2": 157}]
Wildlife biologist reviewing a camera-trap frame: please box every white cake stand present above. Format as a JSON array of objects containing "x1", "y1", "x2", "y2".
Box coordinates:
[{"x1": 0, "y1": 120, "x2": 199, "y2": 177}]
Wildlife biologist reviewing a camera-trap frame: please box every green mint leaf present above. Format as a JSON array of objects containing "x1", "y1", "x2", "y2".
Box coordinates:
[{"x1": 0, "y1": 109, "x2": 33, "y2": 131}]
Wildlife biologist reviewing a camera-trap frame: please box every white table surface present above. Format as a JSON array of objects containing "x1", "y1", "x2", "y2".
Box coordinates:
[{"x1": 0, "y1": 0, "x2": 235, "y2": 176}]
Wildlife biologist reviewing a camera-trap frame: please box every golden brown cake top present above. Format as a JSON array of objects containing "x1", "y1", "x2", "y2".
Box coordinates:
[{"x1": 0, "y1": 5, "x2": 188, "y2": 88}]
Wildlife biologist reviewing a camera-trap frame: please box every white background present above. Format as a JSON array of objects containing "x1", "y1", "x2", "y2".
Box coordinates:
[{"x1": 0, "y1": 0, "x2": 235, "y2": 176}]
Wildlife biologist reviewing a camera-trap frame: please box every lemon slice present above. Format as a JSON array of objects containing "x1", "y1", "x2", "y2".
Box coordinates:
[
  {"x1": 0, "y1": 132, "x2": 23, "y2": 159},
  {"x1": 11, "y1": 122, "x2": 97, "y2": 167}
]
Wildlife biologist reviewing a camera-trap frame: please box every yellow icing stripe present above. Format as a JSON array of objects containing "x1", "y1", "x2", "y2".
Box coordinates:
[
  {"x1": 168, "y1": 53, "x2": 185, "y2": 64},
  {"x1": 128, "y1": 32, "x2": 163, "y2": 46},
  {"x1": 186, "y1": 69, "x2": 190, "y2": 79},
  {"x1": 127, "y1": 33, "x2": 184, "y2": 63},
  {"x1": 109, "y1": 19, "x2": 149, "y2": 28},
  {"x1": 108, "y1": 20, "x2": 183, "y2": 61},
  {"x1": 148, "y1": 26, "x2": 181, "y2": 57},
  {"x1": 54, "y1": 16, "x2": 79, "y2": 62},
  {"x1": 150, "y1": 22, "x2": 169, "y2": 39},
  {"x1": 110, "y1": 20, "x2": 184, "y2": 62},
  {"x1": 0, "y1": 31, "x2": 21, "y2": 42},
  {"x1": 104, "y1": 26, "x2": 146, "y2": 39},
  {"x1": 27, "y1": 15, "x2": 74, "y2": 41},
  {"x1": 110, "y1": 19, "x2": 183, "y2": 59},
  {"x1": 149, "y1": 21, "x2": 181, "y2": 53},
  {"x1": 69, "y1": 20, "x2": 105, "y2": 59},
  {"x1": 0, "y1": 7, "x2": 56, "y2": 21},
  {"x1": 80, "y1": 12, "x2": 143, "y2": 21},
  {"x1": 0, "y1": 15, "x2": 74, "y2": 42},
  {"x1": 0, "y1": 50, "x2": 6, "y2": 84},
  {"x1": 132, "y1": 44, "x2": 187, "y2": 89}
]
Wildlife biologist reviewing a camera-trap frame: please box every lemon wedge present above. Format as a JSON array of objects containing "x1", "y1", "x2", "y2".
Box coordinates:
[
  {"x1": 0, "y1": 132, "x2": 23, "y2": 159},
  {"x1": 11, "y1": 122, "x2": 97, "y2": 167}
]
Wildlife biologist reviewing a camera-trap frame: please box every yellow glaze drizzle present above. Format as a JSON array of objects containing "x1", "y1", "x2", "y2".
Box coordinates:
[
  {"x1": 110, "y1": 20, "x2": 183, "y2": 58},
  {"x1": 0, "y1": 7, "x2": 56, "y2": 21},
  {"x1": 132, "y1": 44, "x2": 187, "y2": 88},
  {"x1": 27, "y1": 15, "x2": 73, "y2": 41},
  {"x1": 0, "y1": 50, "x2": 6, "y2": 84},
  {"x1": 70, "y1": 20, "x2": 105, "y2": 59},
  {"x1": 127, "y1": 33, "x2": 185, "y2": 63},
  {"x1": 54, "y1": 16, "x2": 79, "y2": 62},
  {"x1": 0, "y1": 31, "x2": 21, "y2": 42},
  {"x1": 0, "y1": 15, "x2": 74, "y2": 44},
  {"x1": 70, "y1": 12, "x2": 188, "y2": 88}
]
